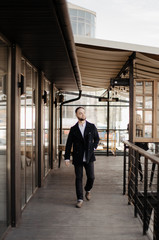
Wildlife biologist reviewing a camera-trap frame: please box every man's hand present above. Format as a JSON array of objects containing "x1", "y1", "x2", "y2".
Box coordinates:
[{"x1": 65, "y1": 160, "x2": 70, "y2": 167}]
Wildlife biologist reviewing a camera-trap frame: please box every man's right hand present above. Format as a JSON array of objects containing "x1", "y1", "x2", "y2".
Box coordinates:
[{"x1": 65, "y1": 160, "x2": 70, "y2": 167}]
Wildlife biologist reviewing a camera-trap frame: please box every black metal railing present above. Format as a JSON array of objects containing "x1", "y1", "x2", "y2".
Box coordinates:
[{"x1": 123, "y1": 140, "x2": 159, "y2": 240}]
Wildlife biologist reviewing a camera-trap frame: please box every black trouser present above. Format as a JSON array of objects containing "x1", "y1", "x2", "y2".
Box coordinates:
[{"x1": 74, "y1": 162, "x2": 95, "y2": 200}]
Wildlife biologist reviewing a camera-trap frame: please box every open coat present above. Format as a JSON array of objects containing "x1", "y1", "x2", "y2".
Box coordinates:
[{"x1": 65, "y1": 121, "x2": 99, "y2": 165}]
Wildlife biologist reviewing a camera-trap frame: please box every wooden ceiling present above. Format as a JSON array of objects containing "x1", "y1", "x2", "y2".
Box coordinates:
[{"x1": 0, "y1": 0, "x2": 81, "y2": 91}]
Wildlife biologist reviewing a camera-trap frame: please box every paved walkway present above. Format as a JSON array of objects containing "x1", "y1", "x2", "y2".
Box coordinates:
[{"x1": 4, "y1": 156, "x2": 149, "y2": 240}]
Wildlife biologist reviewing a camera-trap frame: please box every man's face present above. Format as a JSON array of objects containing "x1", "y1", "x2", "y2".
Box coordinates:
[{"x1": 76, "y1": 108, "x2": 86, "y2": 121}]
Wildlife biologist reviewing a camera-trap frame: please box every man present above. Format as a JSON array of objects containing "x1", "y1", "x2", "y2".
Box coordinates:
[{"x1": 65, "y1": 107, "x2": 99, "y2": 208}]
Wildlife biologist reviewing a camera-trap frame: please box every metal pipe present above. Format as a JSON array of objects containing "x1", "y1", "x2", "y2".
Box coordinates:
[
  {"x1": 107, "y1": 91, "x2": 110, "y2": 156},
  {"x1": 58, "y1": 90, "x2": 82, "y2": 168},
  {"x1": 60, "y1": 90, "x2": 82, "y2": 145}
]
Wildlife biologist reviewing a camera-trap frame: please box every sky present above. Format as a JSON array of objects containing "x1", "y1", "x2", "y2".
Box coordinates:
[{"x1": 68, "y1": 0, "x2": 159, "y2": 48}]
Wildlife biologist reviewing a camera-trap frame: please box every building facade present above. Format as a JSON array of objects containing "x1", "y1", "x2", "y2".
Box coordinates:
[
  {"x1": 0, "y1": 0, "x2": 81, "y2": 238},
  {"x1": 67, "y1": 2, "x2": 96, "y2": 38}
]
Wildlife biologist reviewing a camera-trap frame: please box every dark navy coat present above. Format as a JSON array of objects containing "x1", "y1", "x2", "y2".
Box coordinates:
[{"x1": 65, "y1": 121, "x2": 99, "y2": 165}]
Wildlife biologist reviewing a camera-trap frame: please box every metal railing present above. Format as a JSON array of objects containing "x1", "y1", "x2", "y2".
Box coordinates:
[{"x1": 122, "y1": 140, "x2": 159, "y2": 240}]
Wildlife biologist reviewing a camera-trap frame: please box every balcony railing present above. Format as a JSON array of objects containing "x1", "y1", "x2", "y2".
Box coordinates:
[{"x1": 122, "y1": 140, "x2": 159, "y2": 240}]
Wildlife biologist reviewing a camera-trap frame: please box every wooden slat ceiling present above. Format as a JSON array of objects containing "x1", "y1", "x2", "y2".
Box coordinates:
[{"x1": 0, "y1": 0, "x2": 81, "y2": 91}]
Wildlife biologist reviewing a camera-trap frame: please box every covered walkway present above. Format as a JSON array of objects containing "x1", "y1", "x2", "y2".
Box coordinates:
[{"x1": 4, "y1": 156, "x2": 148, "y2": 240}]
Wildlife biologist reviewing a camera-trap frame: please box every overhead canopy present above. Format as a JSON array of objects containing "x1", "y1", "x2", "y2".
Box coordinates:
[
  {"x1": 0, "y1": 0, "x2": 81, "y2": 91},
  {"x1": 75, "y1": 36, "x2": 159, "y2": 89}
]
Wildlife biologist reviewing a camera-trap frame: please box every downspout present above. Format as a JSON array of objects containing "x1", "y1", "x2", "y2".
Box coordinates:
[
  {"x1": 58, "y1": 90, "x2": 82, "y2": 168},
  {"x1": 60, "y1": 90, "x2": 82, "y2": 145}
]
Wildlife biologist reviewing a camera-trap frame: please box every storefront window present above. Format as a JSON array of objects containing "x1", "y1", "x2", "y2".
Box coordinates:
[
  {"x1": 0, "y1": 40, "x2": 9, "y2": 237},
  {"x1": 43, "y1": 80, "x2": 50, "y2": 177},
  {"x1": 20, "y1": 59, "x2": 37, "y2": 208}
]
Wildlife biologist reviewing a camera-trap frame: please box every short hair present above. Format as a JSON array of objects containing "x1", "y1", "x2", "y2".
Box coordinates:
[{"x1": 75, "y1": 107, "x2": 85, "y2": 114}]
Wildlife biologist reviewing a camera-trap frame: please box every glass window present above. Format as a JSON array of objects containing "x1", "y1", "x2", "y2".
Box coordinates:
[
  {"x1": 145, "y1": 96, "x2": 152, "y2": 109},
  {"x1": 20, "y1": 59, "x2": 37, "y2": 208},
  {"x1": 145, "y1": 125, "x2": 152, "y2": 138},
  {"x1": 78, "y1": 9, "x2": 85, "y2": 18},
  {"x1": 145, "y1": 81, "x2": 152, "y2": 94},
  {"x1": 86, "y1": 24, "x2": 91, "y2": 36},
  {"x1": 145, "y1": 111, "x2": 152, "y2": 124},
  {"x1": 68, "y1": 7, "x2": 96, "y2": 38},
  {"x1": 91, "y1": 14, "x2": 95, "y2": 24},
  {"x1": 78, "y1": 22, "x2": 85, "y2": 36},
  {"x1": 136, "y1": 81, "x2": 143, "y2": 95},
  {"x1": 136, "y1": 111, "x2": 143, "y2": 137},
  {"x1": 70, "y1": 9, "x2": 77, "y2": 17},
  {"x1": 86, "y1": 12, "x2": 91, "y2": 23},
  {"x1": 135, "y1": 80, "x2": 154, "y2": 139},
  {"x1": 43, "y1": 80, "x2": 50, "y2": 177},
  {"x1": 136, "y1": 96, "x2": 143, "y2": 109},
  {"x1": 0, "y1": 41, "x2": 9, "y2": 237},
  {"x1": 72, "y1": 21, "x2": 77, "y2": 35},
  {"x1": 136, "y1": 110, "x2": 143, "y2": 124}
]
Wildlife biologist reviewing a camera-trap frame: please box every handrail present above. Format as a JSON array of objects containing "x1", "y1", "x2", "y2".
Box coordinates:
[
  {"x1": 122, "y1": 140, "x2": 159, "y2": 164},
  {"x1": 122, "y1": 140, "x2": 159, "y2": 240}
]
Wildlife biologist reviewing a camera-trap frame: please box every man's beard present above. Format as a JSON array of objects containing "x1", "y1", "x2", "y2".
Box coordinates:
[{"x1": 78, "y1": 117, "x2": 86, "y2": 121}]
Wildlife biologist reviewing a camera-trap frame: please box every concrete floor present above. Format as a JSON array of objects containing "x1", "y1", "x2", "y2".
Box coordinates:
[{"x1": 4, "y1": 156, "x2": 149, "y2": 240}]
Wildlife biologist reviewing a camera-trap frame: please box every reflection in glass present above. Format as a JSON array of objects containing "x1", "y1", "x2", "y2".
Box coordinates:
[
  {"x1": 136, "y1": 96, "x2": 143, "y2": 109},
  {"x1": 145, "y1": 125, "x2": 152, "y2": 138},
  {"x1": 26, "y1": 64, "x2": 33, "y2": 201},
  {"x1": 0, "y1": 43, "x2": 8, "y2": 236},
  {"x1": 43, "y1": 81, "x2": 50, "y2": 177},
  {"x1": 145, "y1": 96, "x2": 152, "y2": 109},
  {"x1": 136, "y1": 110, "x2": 143, "y2": 137},
  {"x1": 145, "y1": 111, "x2": 152, "y2": 123},
  {"x1": 20, "y1": 96, "x2": 26, "y2": 208},
  {"x1": 145, "y1": 81, "x2": 152, "y2": 94},
  {"x1": 136, "y1": 110, "x2": 143, "y2": 123},
  {"x1": 20, "y1": 60, "x2": 37, "y2": 208},
  {"x1": 136, "y1": 81, "x2": 143, "y2": 95},
  {"x1": 136, "y1": 125, "x2": 143, "y2": 137}
]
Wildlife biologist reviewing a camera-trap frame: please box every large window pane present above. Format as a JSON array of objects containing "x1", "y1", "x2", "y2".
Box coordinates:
[
  {"x1": 20, "y1": 60, "x2": 37, "y2": 208},
  {"x1": 136, "y1": 81, "x2": 143, "y2": 95},
  {"x1": 43, "y1": 80, "x2": 50, "y2": 177},
  {"x1": 145, "y1": 125, "x2": 152, "y2": 138},
  {"x1": 26, "y1": 64, "x2": 33, "y2": 201},
  {"x1": 145, "y1": 81, "x2": 152, "y2": 94},
  {"x1": 136, "y1": 96, "x2": 143, "y2": 109},
  {"x1": 145, "y1": 111, "x2": 152, "y2": 124},
  {"x1": 136, "y1": 111, "x2": 143, "y2": 137},
  {"x1": 145, "y1": 96, "x2": 152, "y2": 109},
  {"x1": 0, "y1": 43, "x2": 8, "y2": 236},
  {"x1": 78, "y1": 22, "x2": 85, "y2": 35}
]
